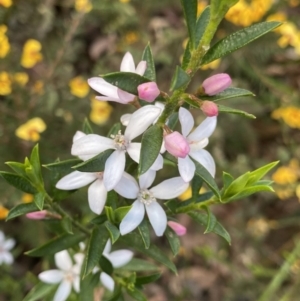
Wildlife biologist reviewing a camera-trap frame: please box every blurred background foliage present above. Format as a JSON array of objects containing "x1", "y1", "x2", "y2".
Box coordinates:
[{"x1": 1, "y1": 0, "x2": 300, "y2": 300}]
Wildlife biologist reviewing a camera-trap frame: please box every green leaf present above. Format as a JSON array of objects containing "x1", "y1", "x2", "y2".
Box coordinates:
[
  {"x1": 30, "y1": 144, "x2": 43, "y2": 183},
  {"x1": 127, "y1": 288, "x2": 147, "y2": 301},
  {"x1": 115, "y1": 206, "x2": 131, "y2": 223},
  {"x1": 201, "y1": 21, "x2": 282, "y2": 65},
  {"x1": 180, "y1": 0, "x2": 197, "y2": 49},
  {"x1": 0, "y1": 171, "x2": 37, "y2": 194},
  {"x1": 5, "y1": 161, "x2": 27, "y2": 177},
  {"x1": 25, "y1": 233, "x2": 85, "y2": 257},
  {"x1": 191, "y1": 175, "x2": 203, "y2": 201},
  {"x1": 99, "y1": 255, "x2": 113, "y2": 275},
  {"x1": 43, "y1": 159, "x2": 82, "y2": 173},
  {"x1": 170, "y1": 66, "x2": 190, "y2": 91},
  {"x1": 61, "y1": 216, "x2": 73, "y2": 234},
  {"x1": 82, "y1": 118, "x2": 94, "y2": 134},
  {"x1": 119, "y1": 258, "x2": 159, "y2": 272},
  {"x1": 121, "y1": 232, "x2": 177, "y2": 274},
  {"x1": 167, "y1": 112, "x2": 179, "y2": 130},
  {"x1": 203, "y1": 87, "x2": 255, "y2": 102},
  {"x1": 189, "y1": 212, "x2": 231, "y2": 244},
  {"x1": 222, "y1": 172, "x2": 234, "y2": 190},
  {"x1": 79, "y1": 273, "x2": 99, "y2": 301},
  {"x1": 195, "y1": 6, "x2": 210, "y2": 46},
  {"x1": 204, "y1": 207, "x2": 217, "y2": 234},
  {"x1": 102, "y1": 72, "x2": 150, "y2": 95},
  {"x1": 72, "y1": 149, "x2": 114, "y2": 172},
  {"x1": 142, "y1": 43, "x2": 156, "y2": 81},
  {"x1": 138, "y1": 220, "x2": 151, "y2": 249},
  {"x1": 90, "y1": 214, "x2": 107, "y2": 225},
  {"x1": 226, "y1": 185, "x2": 274, "y2": 202},
  {"x1": 135, "y1": 273, "x2": 161, "y2": 286},
  {"x1": 165, "y1": 227, "x2": 181, "y2": 256},
  {"x1": 105, "y1": 206, "x2": 116, "y2": 224},
  {"x1": 83, "y1": 225, "x2": 110, "y2": 277},
  {"x1": 6, "y1": 202, "x2": 39, "y2": 220},
  {"x1": 247, "y1": 161, "x2": 279, "y2": 186},
  {"x1": 218, "y1": 104, "x2": 256, "y2": 119},
  {"x1": 105, "y1": 221, "x2": 120, "y2": 244},
  {"x1": 223, "y1": 172, "x2": 251, "y2": 198},
  {"x1": 139, "y1": 125, "x2": 163, "y2": 175},
  {"x1": 33, "y1": 191, "x2": 45, "y2": 210},
  {"x1": 23, "y1": 282, "x2": 57, "y2": 301},
  {"x1": 107, "y1": 122, "x2": 122, "y2": 137},
  {"x1": 181, "y1": 41, "x2": 191, "y2": 70}
]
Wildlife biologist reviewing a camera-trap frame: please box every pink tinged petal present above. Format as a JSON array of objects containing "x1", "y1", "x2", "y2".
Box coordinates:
[
  {"x1": 179, "y1": 107, "x2": 194, "y2": 137},
  {"x1": 88, "y1": 179, "x2": 107, "y2": 214},
  {"x1": 145, "y1": 202, "x2": 167, "y2": 237},
  {"x1": 119, "y1": 200, "x2": 145, "y2": 235},
  {"x1": 117, "y1": 88, "x2": 135, "y2": 104},
  {"x1": 189, "y1": 138, "x2": 209, "y2": 152},
  {"x1": 189, "y1": 149, "x2": 216, "y2": 177},
  {"x1": 202, "y1": 73, "x2": 232, "y2": 96},
  {"x1": 167, "y1": 221, "x2": 187, "y2": 236},
  {"x1": 26, "y1": 210, "x2": 47, "y2": 220},
  {"x1": 1, "y1": 252, "x2": 14, "y2": 265},
  {"x1": 55, "y1": 250, "x2": 72, "y2": 271},
  {"x1": 88, "y1": 77, "x2": 119, "y2": 98},
  {"x1": 100, "y1": 272, "x2": 115, "y2": 292},
  {"x1": 178, "y1": 156, "x2": 196, "y2": 182},
  {"x1": 137, "y1": 82, "x2": 160, "y2": 103},
  {"x1": 73, "y1": 276, "x2": 80, "y2": 293},
  {"x1": 187, "y1": 116, "x2": 217, "y2": 142},
  {"x1": 125, "y1": 105, "x2": 162, "y2": 140},
  {"x1": 54, "y1": 281, "x2": 72, "y2": 301},
  {"x1": 150, "y1": 153, "x2": 163, "y2": 171},
  {"x1": 120, "y1": 52, "x2": 135, "y2": 72},
  {"x1": 120, "y1": 113, "x2": 131, "y2": 126},
  {"x1": 127, "y1": 142, "x2": 141, "y2": 163},
  {"x1": 113, "y1": 172, "x2": 139, "y2": 199},
  {"x1": 135, "y1": 61, "x2": 147, "y2": 75},
  {"x1": 56, "y1": 171, "x2": 96, "y2": 190},
  {"x1": 73, "y1": 131, "x2": 86, "y2": 142},
  {"x1": 3, "y1": 238, "x2": 15, "y2": 250},
  {"x1": 201, "y1": 101, "x2": 219, "y2": 117},
  {"x1": 103, "y1": 150, "x2": 126, "y2": 191},
  {"x1": 106, "y1": 250, "x2": 134, "y2": 268},
  {"x1": 139, "y1": 169, "x2": 156, "y2": 189},
  {"x1": 38, "y1": 270, "x2": 64, "y2": 284},
  {"x1": 151, "y1": 177, "x2": 190, "y2": 199},
  {"x1": 164, "y1": 132, "x2": 190, "y2": 158}
]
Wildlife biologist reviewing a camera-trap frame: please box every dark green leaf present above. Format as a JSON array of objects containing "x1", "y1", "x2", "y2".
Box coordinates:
[
  {"x1": 30, "y1": 144, "x2": 43, "y2": 183},
  {"x1": 204, "y1": 207, "x2": 217, "y2": 233},
  {"x1": 43, "y1": 159, "x2": 82, "y2": 173},
  {"x1": 118, "y1": 258, "x2": 159, "y2": 272},
  {"x1": 115, "y1": 206, "x2": 131, "y2": 223},
  {"x1": 107, "y1": 123, "x2": 122, "y2": 137},
  {"x1": 90, "y1": 214, "x2": 107, "y2": 225},
  {"x1": 34, "y1": 191, "x2": 45, "y2": 210},
  {"x1": 195, "y1": 6, "x2": 210, "y2": 46},
  {"x1": 203, "y1": 87, "x2": 255, "y2": 102},
  {"x1": 79, "y1": 273, "x2": 99, "y2": 301},
  {"x1": 6, "y1": 202, "x2": 38, "y2": 221},
  {"x1": 180, "y1": 0, "x2": 197, "y2": 49},
  {"x1": 99, "y1": 255, "x2": 113, "y2": 275},
  {"x1": 138, "y1": 220, "x2": 151, "y2": 249},
  {"x1": 135, "y1": 273, "x2": 161, "y2": 286},
  {"x1": 167, "y1": 112, "x2": 179, "y2": 130},
  {"x1": 127, "y1": 288, "x2": 147, "y2": 301},
  {"x1": 165, "y1": 227, "x2": 181, "y2": 256},
  {"x1": 106, "y1": 190, "x2": 119, "y2": 210},
  {"x1": 105, "y1": 206, "x2": 116, "y2": 224},
  {"x1": 23, "y1": 282, "x2": 57, "y2": 301},
  {"x1": 218, "y1": 104, "x2": 256, "y2": 119},
  {"x1": 5, "y1": 161, "x2": 27, "y2": 177},
  {"x1": 170, "y1": 66, "x2": 190, "y2": 91},
  {"x1": 82, "y1": 118, "x2": 93, "y2": 134},
  {"x1": 105, "y1": 221, "x2": 120, "y2": 244},
  {"x1": 61, "y1": 216, "x2": 73, "y2": 234},
  {"x1": 142, "y1": 43, "x2": 156, "y2": 81},
  {"x1": 181, "y1": 40, "x2": 191, "y2": 70},
  {"x1": 191, "y1": 175, "x2": 203, "y2": 201}
]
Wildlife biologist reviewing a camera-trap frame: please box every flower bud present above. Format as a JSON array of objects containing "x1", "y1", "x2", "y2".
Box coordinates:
[
  {"x1": 167, "y1": 221, "x2": 187, "y2": 236},
  {"x1": 26, "y1": 210, "x2": 48, "y2": 220},
  {"x1": 137, "y1": 82, "x2": 160, "y2": 102},
  {"x1": 202, "y1": 73, "x2": 232, "y2": 96},
  {"x1": 201, "y1": 101, "x2": 218, "y2": 117},
  {"x1": 164, "y1": 131, "x2": 190, "y2": 158}
]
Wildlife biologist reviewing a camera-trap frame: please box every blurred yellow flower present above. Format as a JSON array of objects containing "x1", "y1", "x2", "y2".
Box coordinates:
[
  {"x1": 21, "y1": 39, "x2": 43, "y2": 68},
  {"x1": 119, "y1": 0, "x2": 130, "y2": 3},
  {"x1": 22, "y1": 193, "x2": 34, "y2": 203},
  {"x1": 0, "y1": 25, "x2": 10, "y2": 58},
  {"x1": 200, "y1": 58, "x2": 221, "y2": 70},
  {"x1": 69, "y1": 76, "x2": 90, "y2": 98},
  {"x1": 32, "y1": 80, "x2": 44, "y2": 94},
  {"x1": 0, "y1": 71, "x2": 12, "y2": 95},
  {"x1": 247, "y1": 217, "x2": 271, "y2": 238},
  {"x1": 197, "y1": 1, "x2": 207, "y2": 16},
  {"x1": 15, "y1": 117, "x2": 47, "y2": 142},
  {"x1": 13, "y1": 72, "x2": 29, "y2": 86},
  {"x1": 75, "y1": 0, "x2": 92, "y2": 13},
  {"x1": 272, "y1": 106, "x2": 300, "y2": 129},
  {"x1": 0, "y1": 0, "x2": 12, "y2": 7},
  {"x1": 124, "y1": 32, "x2": 139, "y2": 44},
  {"x1": 275, "y1": 187, "x2": 294, "y2": 200},
  {"x1": 272, "y1": 166, "x2": 298, "y2": 185},
  {"x1": 0, "y1": 205, "x2": 9, "y2": 219},
  {"x1": 288, "y1": 0, "x2": 300, "y2": 7},
  {"x1": 90, "y1": 98, "x2": 113, "y2": 125},
  {"x1": 178, "y1": 185, "x2": 206, "y2": 201}
]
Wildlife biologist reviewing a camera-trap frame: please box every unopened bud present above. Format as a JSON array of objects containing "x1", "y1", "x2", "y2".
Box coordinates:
[
  {"x1": 137, "y1": 82, "x2": 160, "y2": 102},
  {"x1": 201, "y1": 101, "x2": 218, "y2": 117},
  {"x1": 202, "y1": 73, "x2": 232, "y2": 96},
  {"x1": 26, "y1": 210, "x2": 48, "y2": 220},
  {"x1": 167, "y1": 221, "x2": 187, "y2": 236},
  {"x1": 164, "y1": 131, "x2": 190, "y2": 158}
]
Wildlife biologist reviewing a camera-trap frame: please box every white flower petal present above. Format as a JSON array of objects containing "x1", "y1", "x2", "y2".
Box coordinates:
[
  {"x1": 1, "y1": 252, "x2": 14, "y2": 265},
  {"x1": 54, "y1": 281, "x2": 72, "y2": 301},
  {"x1": 179, "y1": 107, "x2": 194, "y2": 137},
  {"x1": 38, "y1": 270, "x2": 63, "y2": 284},
  {"x1": 103, "y1": 239, "x2": 112, "y2": 255},
  {"x1": 73, "y1": 131, "x2": 86, "y2": 142},
  {"x1": 150, "y1": 177, "x2": 190, "y2": 199},
  {"x1": 139, "y1": 169, "x2": 156, "y2": 189},
  {"x1": 178, "y1": 156, "x2": 195, "y2": 182},
  {"x1": 150, "y1": 153, "x2": 163, "y2": 171},
  {"x1": 113, "y1": 172, "x2": 139, "y2": 199},
  {"x1": 120, "y1": 52, "x2": 135, "y2": 72},
  {"x1": 73, "y1": 276, "x2": 80, "y2": 293},
  {"x1": 106, "y1": 250, "x2": 134, "y2": 268},
  {"x1": 88, "y1": 77, "x2": 119, "y2": 98},
  {"x1": 56, "y1": 171, "x2": 96, "y2": 190},
  {"x1": 145, "y1": 202, "x2": 167, "y2": 237},
  {"x1": 3, "y1": 238, "x2": 15, "y2": 251},
  {"x1": 189, "y1": 149, "x2": 216, "y2": 177},
  {"x1": 127, "y1": 142, "x2": 141, "y2": 163},
  {"x1": 117, "y1": 88, "x2": 135, "y2": 103},
  {"x1": 103, "y1": 150, "x2": 126, "y2": 191},
  {"x1": 74, "y1": 253, "x2": 85, "y2": 266},
  {"x1": 125, "y1": 105, "x2": 161, "y2": 140},
  {"x1": 119, "y1": 200, "x2": 145, "y2": 235},
  {"x1": 120, "y1": 113, "x2": 132, "y2": 126},
  {"x1": 0, "y1": 231, "x2": 4, "y2": 242},
  {"x1": 88, "y1": 179, "x2": 107, "y2": 214},
  {"x1": 187, "y1": 116, "x2": 217, "y2": 142},
  {"x1": 135, "y1": 61, "x2": 147, "y2": 75},
  {"x1": 100, "y1": 272, "x2": 115, "y2": 292},
  {"x1": 189, "y1": 138, "x2": 209, "y2": 151},
  {"x1": 95, "y1": 96, "x2": 123, "y2": 103},
  {"x1": 55, "y1": 250, "x2": 72, "y2": 271}
]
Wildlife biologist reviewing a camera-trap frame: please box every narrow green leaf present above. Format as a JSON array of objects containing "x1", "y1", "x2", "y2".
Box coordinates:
[
  {"x1": 72, "y1": 149, "x2": 113, "y2": 172},
  {"x1": 105, "y1": 221, "x2": 120, "y2": 244},
  {"x1": 105, "y1": 206, "x2": 116, "y2": 224},
  {"x1": 247, "y1": 161, "x2": 279, "y2": 186},
  {"x1": 224, "y1": 172, "x2": 251, "y2": 198},
  {"x1": 107, "y1": 122, "x2": 122, "y2": 137},
  {"x1": 0, "y1": 171, "x2": 37, "y2": 194},
  {"x1": 83, "y1": 225, "x2": 110, "y2": 277},
  {"x1": 33, "y1": 191, "x2": 45, "y2": 210},
  {"x1": 139, "y1": 125, "x2": 163, "y2": 175},
  {"x1": 5, "y1": 161, "x2": 27, "y2": 177},
  {"x1": 115, "y1": 206, "x2": 131, "y2": 223},
  {"x1": 226, "y1": 185, "x2": 274, "y2": 202},
  {"x1": 167, "y1": 112, "x2": 179, "y2": 130},
  {"x1": 23, "y1": 282, "x2": 57, "y2": 301},
  {"x1": 222, "y1": 172, "x2": 234, "y2": 190},
  {"x1": 180, "y1": 0, "x2": 197, "y2": 49},
  {"x1": 119, "y1": 258, "x2": 159, "y2": 272},
  {"x1": 25, "y1": 233, "x2": 85, "y2": 257},
  {"x1": 82, "y1": 118, "x2": 93, "y2": 134},
  {"x1": 106, "y1": 190, "x2": 119, "y2": 209},
  {"x1": 165, "y1": 227, "x2": 181, "y2": 256},
  {"x1": 191, "y1": 175, "x2": 203, "y2": 201},
  {"x1": 201, "y1": 21, "x2": 282, "y2": 64},
  {"x1": 30, "y1": 144, "x2": 42, "y2": 182},
  {"x1": 43, "y1": 159, "x2": 82, "y2": 172},
  {"x1": 61, "y1": 216, "x2": 73, "y2": 234},
  {"x1": 204, "y1": 207, "x2": 217, "y2": 234},
  {"x1": 203, "y1": 87, "x2": 255, "y2": 102},
  {"x1": 181, "y1": 40, "x2": 191, "y2": 70},
  {"x1": 218, "y1": 104, "x2": 256, "y2": 119},
  {"x1": 6, "y1": 202, "x2": 38, "y2": 220},
  {"x1": 195, "y1": 6, "x2": 210, "y2": 46},
  {"x1": 102, "y1": 72, "x2": 150, "y2": 95},
  {"x1": 90, "y1": 214, "x2": 107, "y2": 225},
  {"x1": 127, "y1": 288, "x2": 147, "y2": 301},
  {"x1": 99, "y1": 255, "x2": 113, "y2": 275},
  {"x1": 138, "y1": 220, "x2": 151, "y2": 249},
  {"x1": 142, "y1": 43, "x2": 156, "y2": 81},
  {"x1": 170, "y1": 66, "x2": 190, "y2": 91},
  {"x1": 135, "y1": 273, "x2": 161, "y2": 286},
  {"x1": 79, "y1": 273, "x2": 99, "y2": 301}
]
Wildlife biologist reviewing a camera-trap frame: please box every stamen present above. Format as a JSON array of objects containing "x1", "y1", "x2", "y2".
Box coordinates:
[
  {"x1": 138, "y1": 189, "x2": 156, "y2": 206},
  {"x1": 111, "y1": 130, "x2": 128, "y2": 151}
]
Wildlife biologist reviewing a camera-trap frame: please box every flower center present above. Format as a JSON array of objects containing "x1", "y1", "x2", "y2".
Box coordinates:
[
  {"x1": 111, "y1": 130, "x2": 128, "y2": 151},
  {"x1": 64, "y1": 271, "x2": 75, "y2": 283},
  {"x1": 138, "y1": 189, "x2": 156, "y2": 205},
  {"x1": 95, "y1": 172, "x2": 104, "y2": 180}
]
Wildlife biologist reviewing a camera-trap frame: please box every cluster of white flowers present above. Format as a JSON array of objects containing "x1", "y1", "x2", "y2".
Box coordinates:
[{"x1": 0, "y1": 230, "x2": 15, "y2": 266}]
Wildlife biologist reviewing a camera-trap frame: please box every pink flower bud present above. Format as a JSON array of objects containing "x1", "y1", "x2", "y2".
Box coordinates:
[
  {"x1": 201, "y1": 101, "x2": 218, "y2": 117},
  {"x1": 164, "y1": 131, "x2": 190, "y2": 158},
  {"x1": 26, "y1": 210, "x2": 48, "y2": 220},
  {"x1": 167, "y1": 221, "x2": 187, "y2": 236},
  {"x1": 202, "y1": 73, "x2": 232, "y2": 96},
  {"x1": 137, "y1": 82, "x2": 160, "y2": 102}
]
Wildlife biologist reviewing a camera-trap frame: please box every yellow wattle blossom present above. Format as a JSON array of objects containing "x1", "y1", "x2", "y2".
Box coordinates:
[
  {"x1": 200, "y1": 58, "x2": 221, "y2": 70},
  {"x1": 0, "y1": 0, "x2": 12, "y2": 7},
  {"x1": 32, "y1": 80, "x2": 44, "y2": 95},
  {"x1": 197, "y1": 1, "x2": 207, "y2": 17},
  {"x1": 75, "y1": 0, "x2": 92, "y2": 13},
  {"x1": 124, "y1": 32, "x2": 139, "y2": 45},
  {"x1": 15, "y1": 117, "x2": 47, "y2": 142},
  {"x1": 178, "y1": 185, "x2": 206, "y2": 201},
  {"x1": 288, "y1": 0, "x2": 300, "y2": 7},
  {"x1": 272, "y1": 166, "x2": 298, "y2": 185},
  {"x1": 0, "y1": 205, "x2": 9, "y2": 219},
  {"x1": 69, "y1": 76, "x2": 90, "y2": 98},
  {"x1": 21, "y1": 39, "x2": 43, "y2": 68},
  {"x1": 0, "y1": 71, "x2": 12, "y2": 95},
  {"x1": 13, "y1": 72, "x2": 29, "y2": 86},
  {"x1": 271, "y1": 106, "x2": 300, "y2": 129},
  {"x1": 90, "y1": 98, "x2": 113, "y2": 125},
  {"x1": 0, "y1": 25, "x2": 10, "y2": 58},
  {"x1": 275, "y1": 187, "x2": 294, "y2": 200},
  {"x1": 22, "y1": 193, "x2": 34, "y2": 203}
]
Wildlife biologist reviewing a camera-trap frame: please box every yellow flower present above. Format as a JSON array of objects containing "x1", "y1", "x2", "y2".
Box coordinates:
[
  {"x1": 15, "y1": 117, "x2": 47, "y2": 142},
  {"x1": 90, "y1": 98, "x2": 113, "y2": 125},
  {"x1": 288, "y1": 0, "x2": 300, "y2": 7},
  {"x1": 21, "y1": 39, "x2": 43, "y2": 68},
  {"x1": 0, "y1": 71, "x2": 12, "y2": 95},
  {"x1": 247, "y1": 217, "x2": 270, "y2": 238},
  {"x1": 178, "y1": 185, "x2": 206, "y2": 201},
  {"x1": 197, "y1": 1, "x2": 208, "y2": 17},
  {"x1": 75, "y1": 0, "x2": 92, "y2": 13},
  {"x1": 0, "y1": 26, "x2": 10, "y2": 58},
  {"x1": 124, "y1": 32, "x2": 139, "y2": 45},
  {"x1": 119, "y1": 0, "x2": 130, "y2": 3},
  {"x1": 200, "y1": 58, "x2": 221, "y2": 70},
  {"x1": 272, "y1": 166, "x2": 298, "y2": 185},
  {"x1": 13, "y1": 72, "x2": 29, "y2": 86},
  {"x1": 22, "y1": 193, "x2": 34, "y2": 203},
  {"x1": 272, "y1": 106, "x2": 300, "y2": 129},
  {"x1": 275, "y1": 187, "x2": 294, "y2": 200},
  {"x1": 0, "y1": 0, "x2": 12, "y2": 7},
  {"x1": 69, "y1": 76, "x2": 90, "y2": 98},
  {"x1": 32, "y1": 80, "x2": 44, "y2": 95},
  {"x1": 0, "y1": 205, "x2": 9, "y2": 219}
]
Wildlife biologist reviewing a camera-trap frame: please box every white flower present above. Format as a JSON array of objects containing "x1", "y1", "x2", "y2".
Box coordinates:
[
  {"x1": 175, "y1": 107, "x2": 217, "y2": 182},
  {"x1": 71, "y1": 105, "x2": 162, "y2": 191},
  {"x1": 0, "y1": 230, "x2": 15, "y2": 265},
  {"x1": 88, "y1": 52, "x2": 147, "y2": 104},
  {"x1": 38, "y1": 250, "x2": 84, "y2": 301},
  {"x1": 115, "y1": 170, "x2": 189, "y2": 236}
]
